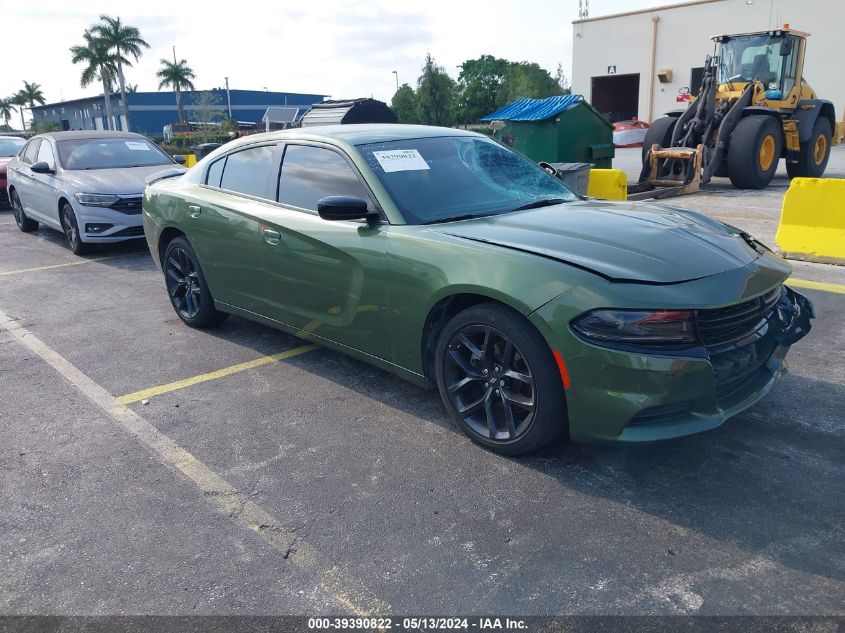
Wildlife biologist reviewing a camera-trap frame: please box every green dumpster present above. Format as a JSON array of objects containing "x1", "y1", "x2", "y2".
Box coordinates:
[{"x1": 481, "y1": 95, "x2": 614, "y2": 168}]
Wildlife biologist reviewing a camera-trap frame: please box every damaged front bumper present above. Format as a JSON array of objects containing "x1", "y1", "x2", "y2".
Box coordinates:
[{"x1": 543, "y1": 284, "x2": 814, "y2": 443}]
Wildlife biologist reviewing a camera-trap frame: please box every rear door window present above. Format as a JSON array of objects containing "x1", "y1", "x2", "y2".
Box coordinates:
[
  {"x1": 22, "y1": 139, "x2": 41, "y2": 165},
  {"x1": 218, "y1": 145, "x2": 276, "y2": 199},
  {"x1": 277, "y1": 144, "x2": 371, "y2": 212}
]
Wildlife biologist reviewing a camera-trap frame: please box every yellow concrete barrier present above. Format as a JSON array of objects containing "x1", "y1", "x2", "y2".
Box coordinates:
[
  {"x1": 587, "y1": 168, "x2": 628, "y2": 200},
  {"x1": 776, "y1": 177, "x2": 845, "y2": 265},
  {"x1": 172, "y1": 154, "x2": 197, "y2": 168}
]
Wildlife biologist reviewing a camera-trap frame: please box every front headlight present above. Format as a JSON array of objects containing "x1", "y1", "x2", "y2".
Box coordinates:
[
  {"x1": 571, "y1": 309, "x2": 699, "y2": 351},
  {"x1": 74, "y1": 193, "x2": 120, "y2": 207}
]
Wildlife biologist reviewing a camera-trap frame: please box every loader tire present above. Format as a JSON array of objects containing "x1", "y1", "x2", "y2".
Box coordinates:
[
  {"x1": 641, "y1": 117, "x2": 677, "y2": 163},
  {"x1": 786, "y1": 117, "x2": 832, "y2": 179},
  {"x1": 728, "y1": 115, "x2": 782, "y2": 189}
]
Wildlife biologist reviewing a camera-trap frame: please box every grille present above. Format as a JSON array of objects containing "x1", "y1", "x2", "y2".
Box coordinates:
[
  {"x1": 697, "y1": 286, "x2": 781, "y2": 350},
  {"x1": 628, "y1": 401, "x2": 695, "y2": 426},
  {"x1": 715, "y1": 365, "x2": 768, "y2": 402},
  {"x1": 109, "y1": 197, "x2": 143, "y2": 214}
]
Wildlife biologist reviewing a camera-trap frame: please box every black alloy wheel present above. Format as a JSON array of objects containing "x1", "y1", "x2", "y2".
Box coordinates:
[
  {"x1": 443, "y1": 324, "x2": 536, "y2": 442},
  {"x1": 166, "y1": 245, "x2": 203, "y2": 320},
  {"x1": 61, "y1": 203, "x2": 92, "y2": 255},
  {"x1": 11, "y1": 190, "x2": 38, "y2": 232},
  {"x1": 163, "y1": 236, "x2": 228, "y2": 328},
  {"x1": 435, "y1": 303, "x2": 566, "y2": 455}
]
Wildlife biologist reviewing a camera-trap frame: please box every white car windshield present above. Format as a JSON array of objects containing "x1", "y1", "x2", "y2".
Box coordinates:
[
  {"x1": 56, "y1": 137, "x2": 173, "y2": 170},
  {"x1": 356, "y1": 136, "x2": 577, "y2": 225}
]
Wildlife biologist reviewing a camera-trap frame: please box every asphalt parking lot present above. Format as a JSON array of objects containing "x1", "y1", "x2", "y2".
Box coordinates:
[{"x1": 1, "y1": 178, "x2": 843, "y2": 616}]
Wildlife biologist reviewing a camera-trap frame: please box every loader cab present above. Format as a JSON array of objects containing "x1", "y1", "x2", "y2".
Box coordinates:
[{"x1": 713, "y1": 28, "x2": 811, "y2": 111}]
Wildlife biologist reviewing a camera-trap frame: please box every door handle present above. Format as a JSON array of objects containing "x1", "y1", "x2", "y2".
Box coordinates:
[
  {"x1": 263, "y1": 228, "x2": 281, "y2": 245},
  {"x1": 188, "y1": 204, "x2": 201, "y2": 218}
]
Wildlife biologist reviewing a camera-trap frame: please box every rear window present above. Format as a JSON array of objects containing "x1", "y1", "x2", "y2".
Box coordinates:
[
  {"x1": 0, "y1": 138, "x2": 25, "y2": 157},
  {"x1": 57, "y1": 137, "x2": 173, "y2": 170}
]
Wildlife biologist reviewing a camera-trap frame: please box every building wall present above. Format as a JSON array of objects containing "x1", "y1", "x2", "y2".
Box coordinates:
[
  {"x1": 571, "y1": 0, "x2": 844, "y2": 123},
  {"x1": 31, "y1": 90, "x2": 326, "y2": 136}
]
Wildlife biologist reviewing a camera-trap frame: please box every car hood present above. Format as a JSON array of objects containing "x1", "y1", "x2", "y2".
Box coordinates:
[
  {"x1": 0, "y1": 157, "x2": 13, "y2": 170},
  {"x1": 57, "y1": 164, "x2": 184, "y2": 195},
  {"x1": 431, "y1": 200, "x2": 762, "y2": 284}
]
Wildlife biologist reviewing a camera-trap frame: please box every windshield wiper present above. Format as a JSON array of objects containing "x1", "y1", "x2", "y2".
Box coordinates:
[
  {"x1": 422, "y1": 213, "x2": 491, "y2": 225},
  {"x1": 510, "y1": 198, "x2": 569, "y2": 212}
]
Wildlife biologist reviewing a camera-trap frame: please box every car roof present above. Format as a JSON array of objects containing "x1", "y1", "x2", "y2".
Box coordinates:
[
  {"x1": 239, "y1": 124, "x2": 481, "y2": 146},
  {"x1": 36, "y1": 130, "x2": 149, "y2": 141},
  {"x1": 0, "y1": 135, "x2": 26, "y2": 140}
]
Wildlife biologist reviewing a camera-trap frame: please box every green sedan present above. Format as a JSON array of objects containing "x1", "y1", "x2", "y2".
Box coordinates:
[{"x1": 142, "y1": 124, "x2": 813, "y2": 455}]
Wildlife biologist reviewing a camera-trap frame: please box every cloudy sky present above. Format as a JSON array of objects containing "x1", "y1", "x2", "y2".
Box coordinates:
[{"x1": 3, "y1": 0, "x2": 664, "y2": 112}]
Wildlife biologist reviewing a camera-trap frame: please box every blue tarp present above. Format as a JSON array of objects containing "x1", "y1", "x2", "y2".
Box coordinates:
[{"x1": 480, "y1": 95, "x2": 584, "y2": 122}]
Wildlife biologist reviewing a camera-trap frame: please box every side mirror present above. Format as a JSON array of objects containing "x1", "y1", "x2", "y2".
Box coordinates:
[
  {"x1": 30, "y1": 161, "x2": 53, "y2": 174},
  {"x1": 317, "y1": 196, "x2": 374, "y2": 221},
  {"x1": 173, "y1": 155, "x2": 186, "y2": 165},
  {"x1": 779, "y1": 38, "x2": 793, "y2": 56}
]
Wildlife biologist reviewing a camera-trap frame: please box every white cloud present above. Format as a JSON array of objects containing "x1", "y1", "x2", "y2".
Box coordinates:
[{"x1": 1, "y1": 0, "x2": 654, "y2": 115}]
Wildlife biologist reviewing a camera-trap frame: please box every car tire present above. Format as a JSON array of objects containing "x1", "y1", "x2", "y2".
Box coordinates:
[
  {"x1": 728, "y1": 115, "x2": 782, "y2": 189},
  {"x1": 10, "y1": 190, "x2": 39, "y2": 232},
  {"x1": 434, "y1": 302, "x2": 566, "y2": 455},
  {"x1": 61, "y1": 202, "x2": 93, "y2": 255},
  {"x1": 786, "y1": 116, "x2": 832, "y2": 179},
  {"x1": 163, "y1": 236, "x2": 229, "y2": 328}
]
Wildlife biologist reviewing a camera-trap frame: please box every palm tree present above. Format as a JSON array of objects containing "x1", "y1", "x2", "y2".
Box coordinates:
[
  {"x1": 19, "y1": 81, "x2": 46, "y2": 110},
  {"x1": 12, "y1": 92, "x2": 27, "y2": 131},
  {"x1": 70, "y1": 31, "x2": 120, "y2": 130},
  {"x1": 91, "y1": 15, "x2": 149, "y2": 132},
  {"x1": 0, "y1": 97, "x2": 14, "y2": 128},
  {"x1": 157, "y1": 59, "x2": 196, "y2": 123}
]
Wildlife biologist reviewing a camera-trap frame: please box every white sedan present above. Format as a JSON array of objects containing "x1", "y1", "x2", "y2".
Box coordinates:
[{"x1": 6, "y1": 131, "x2": 184, "y2": 255}]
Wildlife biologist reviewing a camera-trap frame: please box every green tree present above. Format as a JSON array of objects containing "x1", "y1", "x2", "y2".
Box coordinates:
[
  {"x1": 554, "y1": 63, "x2": 572, "y2": 95},
  {"x1": 15, "y1": 81, "x2": 47, "y2": 131},
  {"x1": 0, "y1": 97, "x2": 15, "y2": 128},
  {"x1": 19, "y1": 81, "x2": 46, "y2": 110},
  {"x1": 502, "y1": 62, "x2": 563, "y2": 103},
  {"x1": 416, "y1": 54, "x2": 456, "y2": 127},
  {"x1": 92, "y1": 15, "x2": 149, "y2": 132},
  {"x1": 70, "y1": 31, "x2": 119, "y2": 129},
  {"x1": 454, "y1": 55, "x2": 512, "y2": 124},
  {"x1": 190, "y1": 91, "x2": 225, "y2": 143},
  {"x1": 29, "y1": 119, "x2": 60, "y2": 134},
  {"x1": 390, "y1": 84, "x2": 418, "y2": 123},
  {"x1": 157, "y1": 58, "x2": 196, "y2": 123},
  {"x1": 12, "y1": 92, "x2": 27, "y2": 131}
]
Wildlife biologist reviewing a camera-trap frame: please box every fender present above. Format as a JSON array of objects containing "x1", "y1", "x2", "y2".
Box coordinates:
[
  {"x1": 741, "y1": 106, "x2": 782, "y2": 120},
  {"x1": 793, "y1": 100, "x2": 837, "y2": 142}
]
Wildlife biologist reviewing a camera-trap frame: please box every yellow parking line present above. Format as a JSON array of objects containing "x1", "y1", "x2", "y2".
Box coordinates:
[
  {"x1": 0, "y1": 308, "x2": 388, "y2": 615},
  {"x1": 0, "y1": 255, "x2": 128, "y2": 277},
  {"x1": 789, "y1": 278, "x2": 845, "y2": 295},
  {"x1": 116, "y1": 344, "x2": 319, "y2": 404}
]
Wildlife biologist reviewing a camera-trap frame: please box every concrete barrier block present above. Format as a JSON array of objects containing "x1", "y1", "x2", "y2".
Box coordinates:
[
  {"x1": 776, "y1": 177, "x2": 845, "y2": 265},
  {"x1": 587, "y1": 169, "x2": 628, "y2": 200}
]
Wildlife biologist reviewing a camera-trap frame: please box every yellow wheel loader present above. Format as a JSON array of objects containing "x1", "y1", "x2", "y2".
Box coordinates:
[{"x1": 635, "y1": 26, "x2": 836, "y2": 196}]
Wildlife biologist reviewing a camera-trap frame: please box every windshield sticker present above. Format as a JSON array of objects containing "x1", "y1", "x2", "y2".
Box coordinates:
[
  {"x1": 125, "y1": 141, "x2": 151, "y2": 151},
  {"x1": 372, "y1": 149, "x2": 430, "y2": 173}
]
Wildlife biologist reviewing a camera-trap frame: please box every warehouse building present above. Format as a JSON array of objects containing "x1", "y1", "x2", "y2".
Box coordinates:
[
  {"x1": 571, "y1": 0, "x2": 844, "y2": 123},
  {"x1": 30, "y1": 89, "x2": 326, "y2": 137}
]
